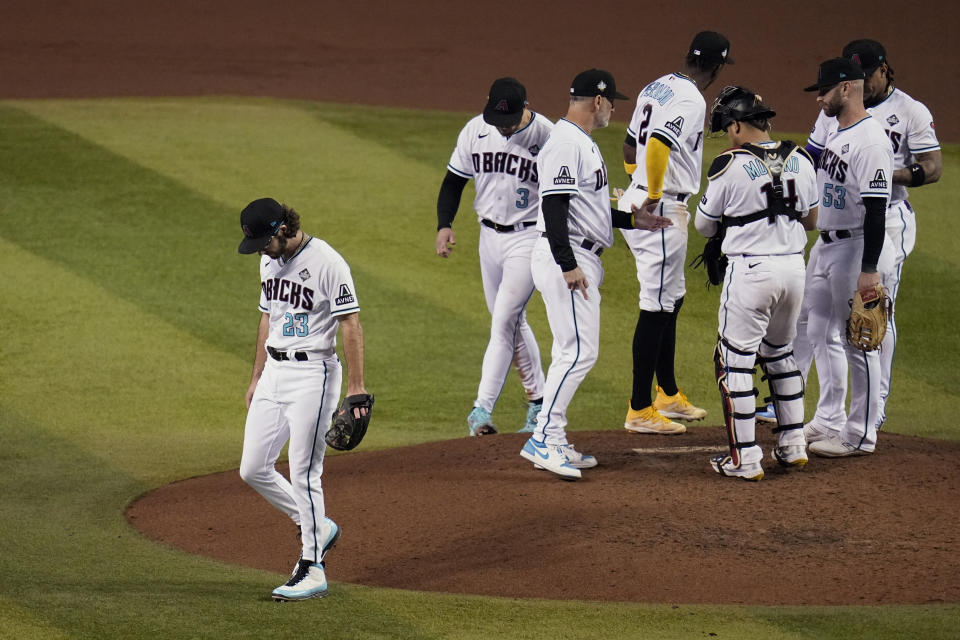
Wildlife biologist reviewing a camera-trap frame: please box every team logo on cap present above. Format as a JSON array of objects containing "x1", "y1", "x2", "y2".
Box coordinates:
[
  {"x1": 664, "y1": 116, "x2": 684, "y2": 137},
  {"x1": 335, "y1": 284, "x2": 355, "y2": 306},
  {"x1": 869, "y1": 169, "x2": 888, "y2": 190},
  {"x1": 495, "y1": 99, "x2": 510, "y2": 112},
  {"x1": 597, "y1": 80, "x2": 607, "y2": 92},
  {"x1": 851, "y1": 53, "x2": 861, "y2": 66},
  {"x1": 887, "y1": 114, "x2": 900, "y2": 126},
  {"x1": 554, "y1": 166, "x2": 576, "y2": 186},
  {"x1": 242, "y1": 224, "x2": 253, "y2": 237}
]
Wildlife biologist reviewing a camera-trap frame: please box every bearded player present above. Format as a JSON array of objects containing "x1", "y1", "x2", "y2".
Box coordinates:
[
  {"x1": 435, "y1": 78, "x2": 552, "y2": 436},
  {"x1": 779, "y1": 40, "x2": 941, "y2": 432},
  {"x1": 238, "y1": 198, "x2": 369, "y2": 601}
]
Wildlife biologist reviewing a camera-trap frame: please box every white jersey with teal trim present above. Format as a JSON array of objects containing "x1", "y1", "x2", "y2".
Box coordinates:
[
  {"x1": 447, "y1": 112, "x2": 554, "y2": 226},
  {"x1": 814, "y1": 116, "x2": 893, "y2": 231},
  {"x1": 258, "y1": 237, "x2": 359, "y2": 353},
  {"x1": 697, "y1": 141, "x2": 818, "y2": 256},
  {"x1": 627, "y1": 72, "x2": 706, "y2": 196},
  {"x1": 536, "y1": 118, "x2": 613, "y2": 248},
  {"x1": 807, "y1": 88, "x2": 939, "y2": 206}
]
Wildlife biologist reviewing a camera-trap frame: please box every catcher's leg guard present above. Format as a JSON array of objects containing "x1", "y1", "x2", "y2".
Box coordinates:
[
  {"x1": 757, "y1": 338, "x2": 805, "y2": 447},
  {"x1": 714, "y1": 338, "x2": 761, "y2": 467}
]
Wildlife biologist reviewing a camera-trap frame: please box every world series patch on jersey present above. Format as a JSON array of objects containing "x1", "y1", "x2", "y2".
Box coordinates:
[
  {"x1": 627, "y1": 73, "x2": 707, "y2": 196},
  {"x1": 447, "y1": 113, "x2": 554, "y2": 226},
  {"x1": 258, "y1": 237, "x2": 360, "y2": 353}
]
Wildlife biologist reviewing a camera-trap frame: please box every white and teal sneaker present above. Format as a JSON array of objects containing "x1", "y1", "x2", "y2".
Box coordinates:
[
  {"x1": 520, "y1": 437, "x2": 581, "y2": 480},
  {"x1": 272, "y1": 559, "x2": 328, "y2": 602},
  {"x1": 467, "y1": 406, "x2": 497, "y2": 436},
  {"x1": 519, "y1": 401, "x2": 542, "y2": 433}
]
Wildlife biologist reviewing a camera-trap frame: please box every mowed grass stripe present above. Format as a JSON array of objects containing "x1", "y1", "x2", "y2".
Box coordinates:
[{"x1": 0, "y1": 98, "x2": 958, "y2": 639}]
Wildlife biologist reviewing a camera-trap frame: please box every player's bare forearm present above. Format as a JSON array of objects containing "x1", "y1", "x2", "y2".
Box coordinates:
[
  {"x1": 338, "y1": 312, "x2": 367, "y2": 396},
  {"x1": 436, "y1": 228, "x2": 456, "y2": 257},
  {"x1": 892, "y1": 150, "x2": 942, "y2": 186},
  {"x1": 802, "y1": 206, "x2": 819, "y2": 231},
  {"x1": 246, "y1": 312, "x2": 270, "y2": 408}
]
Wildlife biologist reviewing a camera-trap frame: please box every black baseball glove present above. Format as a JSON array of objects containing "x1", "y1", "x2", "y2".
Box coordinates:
[
  {"x1": 690, "y1": 233, "x2": 727, "y2": 288},
  {"x1": 325, "y1": 394, "x2": 374, "y2": 451}
]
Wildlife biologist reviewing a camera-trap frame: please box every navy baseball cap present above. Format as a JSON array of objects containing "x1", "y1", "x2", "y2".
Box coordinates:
[
  {"x1": 570, "y1": 69, "x2": 629, "y2": 101},
  {"x1": 804, "y1": 57, "x2": 865, "y2": 92},
  {"x1": 688, "y1": 31, "x2": 734, "y2": 64},
  {"x1": 483, "y1": 77, "x2": 527, "y2": 127},
  {"x1": 238, "y1": 197, "x2": 285, "y2": 254},
  {"x1": 842, "y1": 39, "x2": 887, "y2": 74}
]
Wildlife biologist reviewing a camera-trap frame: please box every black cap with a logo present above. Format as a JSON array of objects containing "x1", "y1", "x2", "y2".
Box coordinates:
[
  {"x1": 803, "y1": 57, "x2": 866, "y2": 92},
  {"x1": 569, "y1": 69, "x2": 629, "y2": 101},
  {"x1": 238, "y1": 198, "x2": 285, "y2": 254},
  {"x1": 842, "y1": 39, "x2": 887, "y2": 74},
  {"x1": 688, "y1": 31, "x2": 734, "y2": 64},
  {"x1": 483, "y1": 77, "x2": 527, "y2": 127}
]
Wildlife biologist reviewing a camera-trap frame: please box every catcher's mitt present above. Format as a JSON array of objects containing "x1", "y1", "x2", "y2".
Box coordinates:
[
  {"x1": 325, "y1": 394, "x2": 374, "y2": 451},
  {"x1": 847, "y1": 284, "x2": 891, "y2": 352},
  {"x1": 690, "y1": 233, "x2": 727, "y2": 288}
]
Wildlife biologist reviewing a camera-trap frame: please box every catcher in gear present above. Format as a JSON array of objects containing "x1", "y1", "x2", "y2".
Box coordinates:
[
  {"x1": 237, "y1": 198, "x2": 371, "y2": 601},
  {"x1": 694, "y1": 85, "x2": 818, "y2": 481},
  {"x1": 847, "y1": 284, "x2": 891, "y2": 352},
  {"x1": 326, "y1": 394, "x2": 374, "y2": 450}
]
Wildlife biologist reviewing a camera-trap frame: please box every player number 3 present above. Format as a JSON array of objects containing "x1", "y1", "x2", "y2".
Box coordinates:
[{"x1": 282, "y1": 312, "x2": 309, "y2": 337}]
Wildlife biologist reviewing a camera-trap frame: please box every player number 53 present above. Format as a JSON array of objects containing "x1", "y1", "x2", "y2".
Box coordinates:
[
  {"x1": 282, "y1": 312, "x2": 309, "y2": 337},
  {"x1": 821, "y1": 182, "x2": 847, "y2": 209}
]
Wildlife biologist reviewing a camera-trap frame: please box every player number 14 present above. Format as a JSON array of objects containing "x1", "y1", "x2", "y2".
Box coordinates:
[{"x1": 282, "y1": 312, "x2": 309, "y2": 337}]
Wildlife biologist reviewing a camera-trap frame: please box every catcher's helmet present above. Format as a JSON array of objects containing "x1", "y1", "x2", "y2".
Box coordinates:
[{"x1": 709, "y1": 85, "x2": 777, "y2": 134}]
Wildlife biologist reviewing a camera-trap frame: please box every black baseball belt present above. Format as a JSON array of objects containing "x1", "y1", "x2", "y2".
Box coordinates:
[
  {"x1": 819, "y1": 229, "x2": 853, "y2": 243},
  {"x1": 540, "y1": 232, "x2": 603, "y2": 257},
  {"x1": 482, "y1": 219, "x2": 537, "y2": 233},
  {"x1": 267, "y1": 346, "x2": 309, "y2": 361}
]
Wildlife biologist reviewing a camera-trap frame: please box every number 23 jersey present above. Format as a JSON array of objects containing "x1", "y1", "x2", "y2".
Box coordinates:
[
  {"x1": 258, "y1": 237, "x2": 360, "y2": 353},
  {"x1": 627, "y1": 73, "x2": 706, "y2": 197}
]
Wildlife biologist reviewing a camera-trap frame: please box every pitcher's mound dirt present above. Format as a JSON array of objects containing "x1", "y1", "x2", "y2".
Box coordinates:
[{"x1": 126, "y1": 427, "x2": 960, "y2": 605}]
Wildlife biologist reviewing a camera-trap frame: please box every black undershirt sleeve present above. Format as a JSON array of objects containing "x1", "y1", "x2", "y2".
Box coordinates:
[
  {"x1": 436, "y1": 171, "x2": 470, "y2": 230},
  {"x1": 611, "y1": 207, "x2": 634, "y2": 229},
  {"x1": 650, "y1": 131, "x2": 675, "y2": 149},
  {"x1": 542, "y1": 194, "x2": 577, "y2": 271},
  {"x1": 861, "y1": 196, "x2": 887, "y2": 272},
  {"x1": 623, "y1": 132, "x2": 636, "y2": 148}
]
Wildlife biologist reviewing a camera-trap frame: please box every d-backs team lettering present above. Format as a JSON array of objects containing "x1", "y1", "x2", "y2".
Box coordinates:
[
  {"x1": 261, "y1": 277, "x2": 315, "y2": 310},
  {"x1": 470, "y1": 151, "x2": 539, "y2": 185}
]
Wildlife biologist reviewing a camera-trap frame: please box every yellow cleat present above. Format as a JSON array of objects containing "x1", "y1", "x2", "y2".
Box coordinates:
[
  {"x1": 654, "y1": 386, "x2": 707, "y2": 421},
  {"x1": 624, "y1": 403, "x2": 686, "y2": 434}
]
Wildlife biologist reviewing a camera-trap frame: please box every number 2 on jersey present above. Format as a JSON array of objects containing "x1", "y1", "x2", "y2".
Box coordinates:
[
  {"x1": 636, "y1": 104, "x2": 653, "y2": 144},
  {"x1": 282, "y1": 312, "x2": 309, "y2": 337}
]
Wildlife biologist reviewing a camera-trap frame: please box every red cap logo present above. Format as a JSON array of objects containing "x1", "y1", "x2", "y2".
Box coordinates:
[{"x1": 495, "y1": 99, "x2": 509, "y2": 112}]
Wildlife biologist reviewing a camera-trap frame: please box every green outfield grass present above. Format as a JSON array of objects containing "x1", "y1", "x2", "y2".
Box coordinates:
[{"x1": 0, "y1": 97, "x2": 957, "y2": 639}]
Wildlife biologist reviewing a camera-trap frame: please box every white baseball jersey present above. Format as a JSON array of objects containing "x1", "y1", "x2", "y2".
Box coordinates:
[
  {"x1": 813, "y1": 116, "x2": 893, "y2": 230},
  {"x1": 258, "y1": 237, "x2": 360, "y2": 353},
  {"x1": 537, "y1": 118, "x2": 613, "y2": 248},
  {"x1": 696, "y1": 142, "x2": 818, "y2": 255},
  {"x1": 447, "y1": 112, "x2": 553, "y2": 226},
  {"x1": 807, "y1": 88, "x2": 938, "y2": 206},
  {"x1": 627, "y1": 73, "x2": 706, "y2": 196}
]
